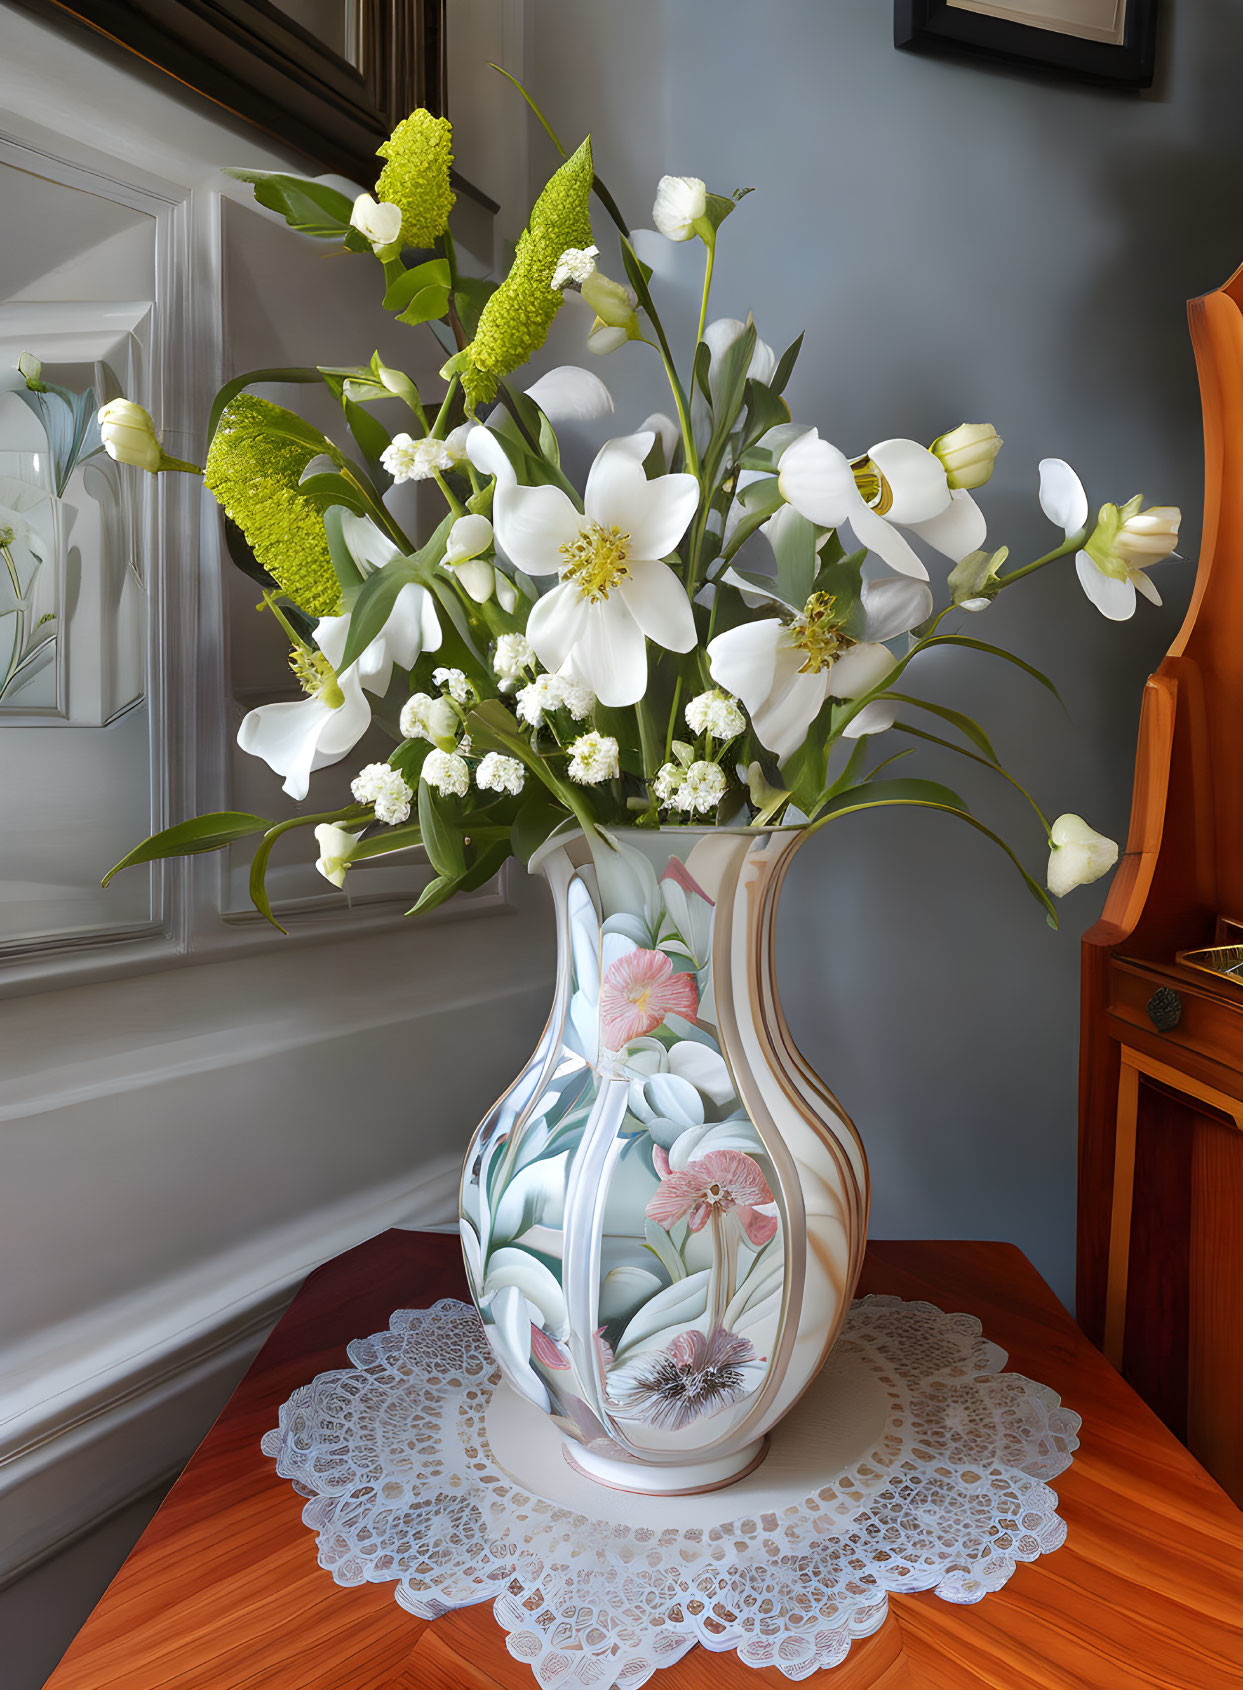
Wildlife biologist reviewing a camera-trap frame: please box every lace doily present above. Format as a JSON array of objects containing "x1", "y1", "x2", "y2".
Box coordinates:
[{"x1": 262, "y1": 1295, "x2": 1080, "y2": 1687}]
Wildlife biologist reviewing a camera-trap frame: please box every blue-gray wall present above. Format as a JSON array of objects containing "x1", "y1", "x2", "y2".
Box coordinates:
[{"x1": 525, "y1": 0, "x2": 1243, "y2": 1306}]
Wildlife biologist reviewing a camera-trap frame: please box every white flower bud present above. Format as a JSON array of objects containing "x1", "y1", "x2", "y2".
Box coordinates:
[
  {"x1": 399, "y1": 691, "x2": 457, "y2": 744},
  {"x1": 98, "y1": 398, "x2": 162, "y2": 474},
  {"x1": 313, "y1": 822, "x2": 362, "y2": 888},
  {"x1": 652, "y1": 174, "x2": 708, "y2": 242},
  {"x1": 1047, "y1": 813, "x2": 1119, "y2": 898},
  {"x1": 930, "y1": 423, "x2": 1003, "y2": 491},
  {"x1": 350, "y1": 193, "x2": 402, "y2": 254}
]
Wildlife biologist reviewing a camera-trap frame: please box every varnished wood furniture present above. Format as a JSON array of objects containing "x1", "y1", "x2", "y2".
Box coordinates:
[
  {"x1": 1079, "y1": 265, "x2": 1243, "y2": 1507},
  {"x1": 44, "y1": 1231, "x2": 1243, "y2": 1690}
]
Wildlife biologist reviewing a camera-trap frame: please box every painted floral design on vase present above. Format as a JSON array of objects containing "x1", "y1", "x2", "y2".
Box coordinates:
[{"x1": 459, "y1": 826, "x2": 868, "y2": 1495}]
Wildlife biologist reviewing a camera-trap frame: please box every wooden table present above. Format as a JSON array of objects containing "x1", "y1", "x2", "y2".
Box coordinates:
[{"x1": 44, "y1": 1233, "x2": 1243, "y2": 1690}]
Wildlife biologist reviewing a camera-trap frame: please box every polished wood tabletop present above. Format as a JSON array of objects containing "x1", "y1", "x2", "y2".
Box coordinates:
[{"x1": 44, "y1": 1232, "x2": 1243, "y2": 1689}]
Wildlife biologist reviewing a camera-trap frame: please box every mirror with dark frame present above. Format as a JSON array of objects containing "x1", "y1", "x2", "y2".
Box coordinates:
[{"x1": 895, "y1": 0, "x2": 1159, "y2": 87}]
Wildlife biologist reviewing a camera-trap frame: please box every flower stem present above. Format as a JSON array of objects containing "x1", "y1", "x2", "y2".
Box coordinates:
[
  {"x1": 261, "y1": 589, "x2": 314, "y2": 653},
  {"x1": 997, "y1": 530, "x2": 1086, "y2": 588},
  {"x1": 695, "y1": 235, "x2": 716, "y2": 350},
  {"x1": 432, "y1": 469, "x2": 465, "y2": 519}
]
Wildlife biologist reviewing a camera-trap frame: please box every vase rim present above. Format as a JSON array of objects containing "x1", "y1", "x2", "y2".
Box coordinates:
[{"x1": 527, "y1": 819, "x2": 803, "y2": 876}]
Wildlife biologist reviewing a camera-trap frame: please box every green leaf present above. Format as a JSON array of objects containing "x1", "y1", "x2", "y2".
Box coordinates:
[
  {"x1": 808, "y1": 780, "x2": 1056, "y2": 923},
  {"x1": 511, "y1": 790, "x2": 567, "y2": 864},
  {"x1": 767, "y1": 506, "x2": 818, "y2": 608},
  {"x1": 383, "y1": 257, "x2": 451, "y2": 311},
  {"x1": 297, "y1": 472, "x2": 369, "y2": 515},
  {"x1": 459, "y1": 838, "x2": 511, "y2": 892},
  {"x1": 453, "y1": 276, "x2": 495, "y2": 339},
  {"x1": 340, "y1": 396, "x2": 391, "y2": 464},
  {"x1": 717, "y1": 476, "x2": 784, "y2": 564},
  {"x1": 339, "y1": 512, "x2": 454, "y2": 671},
  {"x1": 890, "y1": 721, "x2": 1050, "y2": 831},
  {"x1": 349, "y1": 821, "x2": 423, "y2": 860},
  {"x1": 322, "y1": 505, "x2": 366, "y2": 596},
  {"x1": 921, "y1": 634, "x2": 1061, "y2": 702},
  {"x1": 740, "y1": 379, "x2": 790, "y2": 450},
  {"x1": 406, "y1": 874, "x2": 458, "y2": 916},
  {"x1": 885, "y1": 694, "x2": 1000, "y2": 763},
  {"x1": 692, "y1": 340, "x2": 713, "y2": 406},
  {"x1": 705, "y1": 321, "x2": 757, "y2": 472},
  {"x1": 770, "y1": 332, "x2": 804, "y2": 397},
  {"x1": 418, "y1": 779, "x2": 467, "y2": 880},
  {"x1": 103, "y1": 812, "x2": 272, "y2": 885},
  {"x1": 225, "y1": 170, "x2": 354, "y2": 239},
  {"x1": 206, "y1": 367, "x2": 325, "y2": 449}
]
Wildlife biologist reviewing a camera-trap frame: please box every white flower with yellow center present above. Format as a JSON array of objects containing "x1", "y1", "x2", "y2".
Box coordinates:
[
  {"x1": 476, "y1": 752, "x2": 525, "y2": 795},
  {"x1": 778, "y1": 428, "x2": 987, "y2": 578},
  {"x1": 351, "y1": 762, "x2": 413, "y2": 825},
  {"x1": 567, "y1": 731, "x2": 619, "y2": 784},
  {"x1": 494, "y1": 432, "x2": 699, "y2": 707},
  {"x1": 707, "y1": 575, "x2": 933, "y2": 762}
]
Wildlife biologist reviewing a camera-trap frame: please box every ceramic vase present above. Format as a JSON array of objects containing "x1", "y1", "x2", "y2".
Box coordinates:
[{"x1": 459, "y1": 826, "x2": 869, "y2": 1495}]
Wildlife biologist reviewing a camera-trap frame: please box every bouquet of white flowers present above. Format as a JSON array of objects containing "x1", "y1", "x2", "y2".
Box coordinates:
[{"x1": 92, "y1": 85, "x2": 1179, "y2": 922}]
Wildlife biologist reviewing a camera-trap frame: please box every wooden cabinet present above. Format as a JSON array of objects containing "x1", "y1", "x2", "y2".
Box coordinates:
[{"x1": 1079, "y1": 266, "x2": 1243, "y2": 1506}]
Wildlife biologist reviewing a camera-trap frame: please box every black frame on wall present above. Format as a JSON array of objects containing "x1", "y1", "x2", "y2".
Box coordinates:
[
  {"x1": 895, "y1": 0, "x2": 1159, "y2": 88},
  {"x1": 11, "y1": 0, "x2": 453, "y2": 185}
]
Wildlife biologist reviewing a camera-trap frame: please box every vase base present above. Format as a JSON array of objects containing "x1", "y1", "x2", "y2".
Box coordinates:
[{"x1": 561, "y1": 1435, "x2": 769, "y2": 1496}]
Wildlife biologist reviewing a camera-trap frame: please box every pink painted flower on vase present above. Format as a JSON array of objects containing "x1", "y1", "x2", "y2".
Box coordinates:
[
  {"x1": 646, "y1": 1148, "x2": 779, "y2": 1247},
  {"x1": 608, "y1": 1326, "x2": 760, "y2": 1430},
  {"x1": 599, "y1": 947, "x2": 699, "y2": 1049}
]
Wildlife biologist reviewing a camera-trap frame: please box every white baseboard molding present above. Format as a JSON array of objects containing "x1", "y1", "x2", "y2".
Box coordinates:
[{"x1": 0, "y1": 1152, "x2": 461, "y2": 1587}]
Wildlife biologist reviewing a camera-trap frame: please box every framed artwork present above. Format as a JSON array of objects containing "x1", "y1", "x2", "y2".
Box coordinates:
[
  {"x1": 9, "y1": 1, "x2": 449, "y2": 184},
  {"x1": 895, "y1": 0, "x2": 1159, "y2": 87}
]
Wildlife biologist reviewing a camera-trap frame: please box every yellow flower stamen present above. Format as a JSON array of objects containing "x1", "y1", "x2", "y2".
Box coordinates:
[
  {"x1": 851, "y1": 454, "x2": 893, "y2": 515},
  {"x1": 790, "y1": 591, "x2": 853, "y2": 674},
  {"x1": 289, "y1": 647, "x2": 344, "y2": 708},
  {"x1": 560, "y1": 521, "x2": 632, "y2": 603}
]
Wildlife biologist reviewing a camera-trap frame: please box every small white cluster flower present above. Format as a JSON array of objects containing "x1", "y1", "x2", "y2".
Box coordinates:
[
  {"x1": 516, "y1": 672, "x2": 595, "y2": 727},
  {"x1": 351, "y1": 762, "x2": 414, "y2": 825},
  {"x1": 685, "y1": 688, "x2": 746, "y2": 740},
  {"x1": 422, "y1": 748, "x2": 470, "y2": 799},
  {"x1": 381, "y1": 424, "x2": 471, "y2": 485},
  {"x1": 551, "y1": 245, "x2": 599, "y2": 290},
  {"x1": 567, "y1": 732, "x2": 619, "y2": 785},
  {"x1": 653, "y1": 762, "x2": 683, "y2": 804},
  {"x1": 433, "y1": 665, "x2": 475, "y2": 704},
  {"x1": 493, "y1": 631, "x2": 535, "y2": 685},
  {"x1": 674, "y1": 760, "x2": 726, "y2": 815},
  {"x1": 399, "y1": 691, "x2": 456, "y2": 742},
  {"x1": 475, "y1": 752, "x2": 525, "y2": 796}
]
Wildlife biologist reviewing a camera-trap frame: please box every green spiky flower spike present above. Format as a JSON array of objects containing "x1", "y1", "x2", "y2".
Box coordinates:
[
  {"x1": 204, "y1": 395, "x2": 342, "y2": 619},
  {"x1": 375, "y1": 110, "x2": 455, "y2": 250},
  {"x1": 462, "y1": 137, "x2": 594, "y2": 409}
]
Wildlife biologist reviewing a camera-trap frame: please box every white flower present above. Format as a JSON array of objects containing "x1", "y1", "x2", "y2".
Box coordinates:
[
  {"x1": 493, "y1": 631, "x2": 535, "y2": 683},
  {"x1": 778, "y1": 429, "x2": 987, "y2": 578},
  {"x1": 382, "y1": 427, "x2": 469, "y2": 484},
  {"x1": 523, "y1": 365, "x2": 614, "y2": 422},
  {"x1": 1047, "y1": 813, "x2": 1119, "y2": 898},
  {"x1": 422, "y1": 747, "x2": 470, "y2": 798},
  {"x1": 707, "y1": 575, "x2": 933, "y2": 761},
  {"x1": 349, "y1": 192, "x2": 402, "y2": 254},
  {"x1": 476, "y1": 752, "x2": 525, "y2": 795},
  {"x1": 701, "y1": 317, "x2": 777, "y2": 399},
  {"x1": 238, "y1": 635, "x2": 371, "y2": 804},
  {"x1": 568, "y1": 731, "x2": 619, "y2": 784},
  {"x1": 1038, "y1": 460, "x2": 1178, "y2": 621},
  {"x1": 314, "y1": 822, "x2": 363, "y2": 888},
  {"x1": 673, "y1": 760, "x2": 726, "y2": 815},
  {"x1": 685, "y1": 688, "x2": 746, "y2": 740},
  {"x1": 495, "y1": 432, "x2": 699, "y2": 707},
  {"x1": 433, "y1": 665, "x2": 474, "y2": 703},
  {"x1": 399, "y1": 690, "x2": 458, "y2": 743},
  {"x1": 442, "y1": 512, "x2": 496, "y2": 603},
  {"x1": 350, "y1": 762, "x2": 413, "y2": 825},
  {"x1": 97, "y1": 398, "x2": 162, "y2": 473},
  {"x1": 653, "y1": 763, "x2": 683, "y2": 803},
  {"x1": 580, "y1": 271, "x2": 641, "y2": 354},
  {"x1": 551, "y1": 245, "x2": 599, "y2": 289},
  {"x1": 930, "y1": 423, "x2": 1003, "y2": 491},
  {"x1": 652, "y1": 174, "x2": 708, "y2": 241},
  {"x1": 515, "y1": 671, "x2": 595, "y2": 726}
]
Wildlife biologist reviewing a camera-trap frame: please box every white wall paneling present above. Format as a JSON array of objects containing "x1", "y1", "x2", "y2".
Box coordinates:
[{"x1": 0, "y1": 0, "x2": 547, "y2": 1597}]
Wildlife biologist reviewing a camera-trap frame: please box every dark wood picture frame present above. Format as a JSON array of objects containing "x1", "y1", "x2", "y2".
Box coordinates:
[
  {"x1": 895, "y1": 0, "x2": 1159, "y2": 88},
  {"x1": 11, "y1": 0, "x2": 456, "y2": 186}
]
